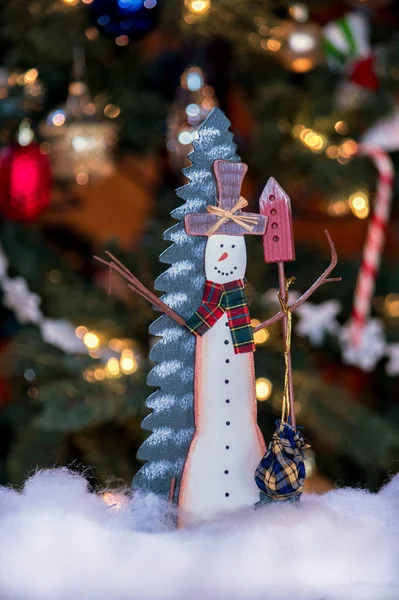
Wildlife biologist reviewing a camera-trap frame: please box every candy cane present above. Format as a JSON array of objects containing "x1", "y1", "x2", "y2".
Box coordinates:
[{"x1": 349, "y1": 145, "x2": 394, "y2": 346}]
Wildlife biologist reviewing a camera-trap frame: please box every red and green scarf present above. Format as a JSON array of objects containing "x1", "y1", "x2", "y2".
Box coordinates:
[{"x1": 184, "y1": 279, "x2": 255, "y2": 354}]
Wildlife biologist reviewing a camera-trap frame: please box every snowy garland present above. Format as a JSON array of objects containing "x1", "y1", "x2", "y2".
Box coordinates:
[
  {"x1": 263, "y1": 290, "x2": 399, "y2": 376},
  {"x1": 0, "y1": 243, "x2": 87, "y2": 354}
]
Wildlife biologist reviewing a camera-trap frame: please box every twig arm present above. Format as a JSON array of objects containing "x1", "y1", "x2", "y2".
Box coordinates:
[
  {"x1": 94, "y1": 255, "x2": 185, "y2": 327},
  {"x1": 253, "y1": 230, "x2": 342, "y2": 332}
]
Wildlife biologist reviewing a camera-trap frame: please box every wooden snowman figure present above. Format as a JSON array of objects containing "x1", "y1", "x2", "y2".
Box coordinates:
[
  {"x1": 179, "y1": 159, "x2": 268, "y2": 523},
  {"x1": 96, "y1": 153, "x2": 339, "y2": 525}
]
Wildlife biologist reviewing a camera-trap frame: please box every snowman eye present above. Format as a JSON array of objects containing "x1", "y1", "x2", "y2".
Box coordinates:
[
  {"x1": 232, "y1": 245, "x2": 235, "y2": 248},
  {"x1": 220, "y1": 244, "x2": 224, "y2": 248}
]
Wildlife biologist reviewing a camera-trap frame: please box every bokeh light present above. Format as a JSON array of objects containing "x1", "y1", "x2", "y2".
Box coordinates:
[{"x1": 256, "y1": 378, "x2": 273, "y2": 401}]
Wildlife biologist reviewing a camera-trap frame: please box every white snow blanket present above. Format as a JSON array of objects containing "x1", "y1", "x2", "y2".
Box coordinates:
[{"x1": 0, "y1": 468, "x2": 398, "y2": 600}]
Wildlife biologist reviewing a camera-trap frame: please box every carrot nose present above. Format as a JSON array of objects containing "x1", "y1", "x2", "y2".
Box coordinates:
[{"x1": 218, "y1": 252, "x2": 228, "y2": 262}]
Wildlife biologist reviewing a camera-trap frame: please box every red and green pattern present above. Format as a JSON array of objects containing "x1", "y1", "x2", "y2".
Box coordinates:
[{"x1": 184, "y1": 279, "x2": 255, "y2": 354}]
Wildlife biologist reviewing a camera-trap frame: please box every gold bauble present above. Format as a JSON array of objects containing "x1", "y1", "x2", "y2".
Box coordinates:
[{"x1": 277, "y1": 20, "x2": 323, "y2": 73}]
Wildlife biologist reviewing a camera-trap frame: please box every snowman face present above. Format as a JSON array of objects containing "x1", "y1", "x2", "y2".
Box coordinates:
[{"x1": 204, "y1": 234, "x2": 247, "y2": 283}]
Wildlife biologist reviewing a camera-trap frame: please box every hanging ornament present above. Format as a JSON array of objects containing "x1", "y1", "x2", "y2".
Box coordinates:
[
  {"x1": 39, "y1": 80, "x2": 119, "y2": 185},
  {"x1": 267, "y1": 4, "x2": 322, "y2": 73},
  {"x1": 344, "y1": 0, "x2": 392, "y2": 8},
  {"x1": 166, "y1": 66, "x2": 217, "y2": 172},
  {"x1": 323, "y1": 12, "x2": 378, "y2": 108},
  {"x1": 88, "y1": 0, "x2": 160, "y2": 44},
  {"x1": 183, "y1": 0, "x2": 211, "y2": 24},
  {"x1": 0, "y1": 122, "x2": 52, "y2": 222}
]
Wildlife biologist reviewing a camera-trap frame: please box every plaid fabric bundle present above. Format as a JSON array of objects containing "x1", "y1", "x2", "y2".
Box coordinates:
[
  {"x1": 254, "y1": 421, "x2": 309, "y2": 501},
  {"x1": 184, "y1": 279, "x2": 255, "y2": 354}
]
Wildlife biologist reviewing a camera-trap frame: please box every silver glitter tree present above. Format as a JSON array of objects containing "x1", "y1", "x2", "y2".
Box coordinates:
[{"x1": 133, "y1": 108, "x2": 240, "y2": 499}]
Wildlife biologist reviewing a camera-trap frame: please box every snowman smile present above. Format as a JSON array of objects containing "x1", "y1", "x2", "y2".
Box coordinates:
[{"x1": 218, "y1": 252, "x2": 229, "y2": 262}]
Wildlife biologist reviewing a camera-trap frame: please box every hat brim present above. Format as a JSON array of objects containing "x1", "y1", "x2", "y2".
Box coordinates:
[{"x1": 184, "y1": 213, "x2": 268, "y2": 237}]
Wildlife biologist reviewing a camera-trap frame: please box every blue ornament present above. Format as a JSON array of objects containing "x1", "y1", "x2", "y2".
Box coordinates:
[{"x1": 88, "y1": 0, "x2": 160, "y2": 42}]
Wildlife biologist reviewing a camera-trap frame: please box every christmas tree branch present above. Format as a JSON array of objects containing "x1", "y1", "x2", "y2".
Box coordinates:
[{"x1": 253, "y1": 231, "x2": 341, "y2": 332}]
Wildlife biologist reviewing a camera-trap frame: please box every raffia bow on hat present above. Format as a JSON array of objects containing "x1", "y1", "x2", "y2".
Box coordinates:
[
  {"x1": 205, "y1": 196, "x2": 261, "y2": 236},
  {"x1": 184, "y1": 160, "x2": 267, "y2": 237}
]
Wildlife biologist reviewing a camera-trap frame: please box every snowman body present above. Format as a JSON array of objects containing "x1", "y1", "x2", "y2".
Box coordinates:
[{"x1": 179, "y1": 234, "x2": 266, "y2": 523}]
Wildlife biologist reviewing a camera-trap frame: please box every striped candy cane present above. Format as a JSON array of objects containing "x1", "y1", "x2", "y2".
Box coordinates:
[{"x1": 349, "y1": 145, "x2": 394, "y2": 346}]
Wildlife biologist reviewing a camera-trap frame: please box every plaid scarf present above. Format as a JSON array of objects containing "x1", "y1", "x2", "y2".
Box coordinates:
[{"x1": 184, "y1": 279, "x2": 255, "y2": 354}]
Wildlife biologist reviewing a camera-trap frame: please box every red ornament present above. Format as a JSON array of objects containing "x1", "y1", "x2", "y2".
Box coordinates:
[{"x1": 0, "y1": 143, "x2": 52, "y2": 221}]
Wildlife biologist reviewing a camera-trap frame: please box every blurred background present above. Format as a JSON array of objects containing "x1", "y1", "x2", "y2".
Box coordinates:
[{"x1": 0, "y1": 0, "x2": 398, "y2": 494}]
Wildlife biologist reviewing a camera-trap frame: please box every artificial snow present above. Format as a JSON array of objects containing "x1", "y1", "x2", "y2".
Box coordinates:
[{"x1": 0, "y1": 469, "x2": 398, "y2": 600}]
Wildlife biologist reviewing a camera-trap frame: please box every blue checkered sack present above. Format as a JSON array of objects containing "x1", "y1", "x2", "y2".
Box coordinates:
[{"x1": 255, "y1": 420, "x2": 309, "y2": 501}]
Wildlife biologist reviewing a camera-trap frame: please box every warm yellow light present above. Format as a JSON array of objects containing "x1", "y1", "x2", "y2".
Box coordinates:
[
  {"x1": 24, "y1": 68, "x2": 38, "y2": 84},
  {"x1": 52, "y1": 113, "x2": 66, "y2": 127},
  {"x1": 312, "y1": 137, "x2": 326, "y2": 152},
  {"x1": 109, "y1": 339, "x2": 123, "y2": 352},
  {"x1": 292, "y1": 124, "x2": 305, "y2": 138},
  {"x1": 184, "y1": 12, "x2": 197, "y2": 24},
  {"x1": 7, "y1": 73, "x2": 18, "y2": 87},
  {"x1": 104, "y1": 104, "x2": 121, "y2": 119},
  {"x1": 101, "y1": 491, "x2": 128, "y2": 509},
  {"x1": 349, "y1": 190, "x2": 368, "y2": 209},
  {"x1": 186, "y1": 0, "x2": 211, "y2": 14},
  {"x1": 254, "y1": 329, "x2": 269, "y2": 345},
  {"x1": 340, "y1": 139, "x2": 358, "y2": 155},
  {"x1": 83, "y1": 103, "x2": 96, "y2": 116},
  {"x1": 326, "y1": 145, "x2": 339, "y2": 159},
  {"x1": 94, "y1": 368, "x2": 105, "y2": 381},
  {"x1": 62, "y1": 0, "x2": 79, "y2": 5},
  {"x1": 266, "y1": 39, "x2": 281, "y2": 52},
  {"x1": 348, "y1": 191, "x2": 369, "y2": 219},
  {"x1": 326, "y1": 199, "x2": 349, "y2": 217},
  {"x1": 202, "y1": 97, "x2": 215, "y2": 110},
  {"x1": 352, "y1": 196, "x2": 366, "y2": 211},
  {"x1": 83, "y1": 369, "x2": 95, "y2": 383},
  {"x1": 76, "y1": 325, "x2": 88, "y2": 339},
  {"x1": 120, "y1": 351, "x2": 138, "y2": 375},
  {"x1": 300, "y1": 128, "x2": 326, "y2": 153},
  {"x1": 352, "y1": 205, "x2": 369, "y2": 219},
  {"x1": 83, "y1": 332, "x2": 100, "y2": 349},
  {"x1": 304, "y1": 131, "x2": 316, "y2": 146},
  {"x1": 289, "y1": 3, "x2": 308, "y2": 23},
  {"x1": 291, "y1": 57, "x2": 313, "y2": 73},
  {"x1": 335, "y1": 120, "x2": 348, "y2": 135},
  {"x1": 251, "y1": 319, "x2": 260, "y2": 328},
  {"x1": 299, "y1": 128, "x2": 311, "y2": 142},
  {"x1": 385, "y1": 294, "x2": 399, "y2": 318},
  {"x1": 256, "y1": 378, "x2": 272, "y2": 401},
  {"x1": 106, "y1": 357, "x2": 120, "y2": 377}
]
